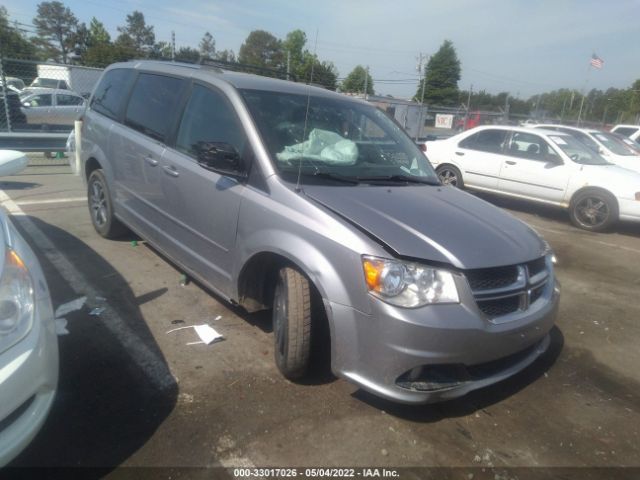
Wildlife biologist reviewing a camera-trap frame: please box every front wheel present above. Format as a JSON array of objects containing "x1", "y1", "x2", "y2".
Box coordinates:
[
  {"x1": 273, "y1": 267, "x2": 312, "y2": 380},
  {"x1": 569, "y1": 189, "x2": 618, "y2": 232},
  {"x1": 436, "y1": 165, "x2": 464, "y2": 188}
]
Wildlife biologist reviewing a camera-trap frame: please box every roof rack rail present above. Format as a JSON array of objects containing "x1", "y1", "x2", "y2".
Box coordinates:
[{"x1": 199, "y1": 58, "x2": 296, "y2": 82}]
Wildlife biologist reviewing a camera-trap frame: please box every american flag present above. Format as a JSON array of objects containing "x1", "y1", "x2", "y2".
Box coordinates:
[{"x1": 590, "y1": 53, "x2": 604, "y2": 69}]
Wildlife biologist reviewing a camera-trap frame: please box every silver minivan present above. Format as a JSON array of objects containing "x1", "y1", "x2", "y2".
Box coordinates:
[{"x1": 80, "y1": 61, "x2": 559, "y2": 404}]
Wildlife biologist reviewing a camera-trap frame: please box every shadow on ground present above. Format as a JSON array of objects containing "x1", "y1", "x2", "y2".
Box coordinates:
[
  {"x1": 0, "y1": 181, "x2": 40, "y2": 191},
  {"x1": 8, "y1": 217, "x2": 178, "y2": 475}
]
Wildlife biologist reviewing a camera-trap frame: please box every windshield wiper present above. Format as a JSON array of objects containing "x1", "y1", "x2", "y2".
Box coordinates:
[
  {"x1": 356, "y1": 174, "x2": 439, "y2": 185},
  {"x1": 308, "y1": 171, "x2": 360, "y2": 184}
]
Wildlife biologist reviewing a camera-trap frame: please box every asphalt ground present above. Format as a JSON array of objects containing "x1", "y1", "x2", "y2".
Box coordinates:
[{"x1": 1, "y1": 163, "x2": 639, "y2": 480}]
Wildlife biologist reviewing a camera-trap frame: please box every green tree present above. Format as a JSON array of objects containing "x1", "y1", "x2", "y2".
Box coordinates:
[
  {"x1": 0, "y1": 7, "x2": 38, "y2": 60},
  {"x1": 340, "y1": 65, "x2": 373, "y2": 94},
  {"x1": 282, "y1": 29, "x2": 306, "y2": 77},
  {"x1": 215, "y1": 49, "x2": 236, "y2": 63},
  {"x1": 116, "y1": 11, "x2": 154, "y2": 56},
  {"x1": 176, "y1": 46, "x2": 200, "y2": 63},
  {"x1": 88, "y1": 17, "x2": 110, "y2": 46},
  {"x1": 147, "y1": 41, "x2": 172, "y2": 60},
  {"x1": 32, "y1": 1, "x2": 79, "y2": 63},
  {"x1": 299, "y1": 54, "x2": 338, "y2": 90},
  {"x1": 199, "y1": 32, "x2": 215, "y2": 59},
  {"x1": 83, "y1": 43, "x2": 131, "y2": 67},
  {"x1": 238, "y1": 30, "x2": 284, "y2": 72},
  {"x1": 73, "y1": 22, "x2": 90, "y2": 59},
  {"x1": 415, "y1": 40, "x2": 461, "y2": 106}
]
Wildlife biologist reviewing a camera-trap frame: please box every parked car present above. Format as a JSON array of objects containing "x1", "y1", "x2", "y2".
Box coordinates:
[
  {"x1": 0, "y1": 91, "x2": 27, "y2": 128},
  {"x1": 24, "y1": 77, "x2": 70, "y2": 92},
  {"x1": 20, "y1": 89, "x2": 86, "y2": 126},
  {"x1": 0, "y1": 159, "x2": 58, "y2": 465},
  {"x1": 427, "y1": 126, "x2": 640, "y2": 231},
  {"x1": 0, "y1": 77, "x2": 26, "y2": 94},
  {"x1": 612, "y1": 132, "x2": 640, "y2": 154},
  {"x1": 80, "y1": 61, "x2": 559, "y2": 404},
  {"x1": 611, "y1": 124, "x2": 640, "y2": 143},
  {"x1": 533, "y1": 124, "x2": 640, "y2": 173}
]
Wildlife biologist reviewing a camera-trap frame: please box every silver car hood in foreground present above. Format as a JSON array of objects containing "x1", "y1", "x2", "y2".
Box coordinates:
[{"x1": 304, "y1": 184, "x2": 546, "y2": 270}]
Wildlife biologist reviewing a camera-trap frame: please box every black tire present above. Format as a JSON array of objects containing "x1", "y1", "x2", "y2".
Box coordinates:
[
  {"x1": 569, "y1": 189, "x2": 618, "y2": 232},
  {"x1": 273, "y1": 267, "x2": 312, "y2": 380},
  {"x1": 436, "y1": 164, "x2": 464, "y2": 188},
  {"x1": 87, "y1": 169, "x2": 128, "y2": 238}
]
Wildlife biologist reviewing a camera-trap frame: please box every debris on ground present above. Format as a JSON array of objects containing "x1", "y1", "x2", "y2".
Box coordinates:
[
  {"x1": 166, "y1": 324, "x2": 224, "y2": 345},
  {"x1": 55, "y1": 318, "x2": 69, "y2": 336},
  {"x1": 55, "y1": 296, "x2": 86, "y2": 317},
  {"x1": 179, "y1": 274, "x2": 189, "y2": 286}
]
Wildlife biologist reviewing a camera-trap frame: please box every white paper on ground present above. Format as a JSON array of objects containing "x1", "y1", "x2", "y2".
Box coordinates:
[
  {"x1": 165, "y1": 324, "x2": 223, "y2": 345},
  {"x1": 55, "y1": 318, "x2": 69, "y2": 335},
  {"x1": 194, "y1": 324, "x2": 223, "y2": 344},
  {"x1": 55, "y1": 296, "x2": 87, "y2": 317}
]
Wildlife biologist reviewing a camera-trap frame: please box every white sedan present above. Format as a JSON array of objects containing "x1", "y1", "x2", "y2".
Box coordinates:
[
  {"x1": 426, "y1": 125, "x2": 640, "y2": 231},
  {"x1": 0, "y1": 154, "x2": 58, "y2": 466},
  {"x1": 533, "y1": 124, "x2": 640, "y2": 173}
]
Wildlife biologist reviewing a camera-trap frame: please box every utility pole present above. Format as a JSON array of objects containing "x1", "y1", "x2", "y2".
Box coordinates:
[
  {"x1": 415, "y1": 52, "x2": 427, "y2": 140},
  {"x1": 363, "y1": 65, "x2": 369, "y2": 100},
  {"x1": 171, "y1": 31, "x2": 176, "y2": 61},
  {"x1": 504, "y1": 93, "x2": 510, "y2": 123},
  {"x1": 286, "y1": 50, "x2": 291, "y2": 81},
  {"x1": 0, "y1": 38, "x2": 12, "y2": 133},
  {"x1": 463, "y1": 84, "x2": 472, "y2": 131}
]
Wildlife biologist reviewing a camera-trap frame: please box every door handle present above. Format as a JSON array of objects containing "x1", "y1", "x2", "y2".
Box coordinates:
[
  {"x1": 163, "y1": 165, "x2": 179, "y2": 177},
  {"x1": 145, "y1": 156, "x2": 159, "y2": 167},
  {"x1": 506, "y1": 160, "x2": 517, "y2": 165},
  {"x1": 455, "y1": 151, "x2": 465, "y2": 156}
]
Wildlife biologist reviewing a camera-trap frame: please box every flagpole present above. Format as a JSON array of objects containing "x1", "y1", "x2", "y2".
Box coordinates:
[{"x1": 577, "y1": 62, "x2": 592, "y2": 127}]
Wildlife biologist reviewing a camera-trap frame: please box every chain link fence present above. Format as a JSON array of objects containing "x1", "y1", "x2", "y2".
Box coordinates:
[
  {"x1": 0, "y1": 56, "x2": 102, "y2": 133},
  {"x1": 0, "y1": 55, "x2": 103, "y2": 164}
]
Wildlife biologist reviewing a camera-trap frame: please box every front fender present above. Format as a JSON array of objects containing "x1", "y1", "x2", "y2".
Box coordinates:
[{"x1": 235, "y1": 229, "x2": 372, "y2": 315}]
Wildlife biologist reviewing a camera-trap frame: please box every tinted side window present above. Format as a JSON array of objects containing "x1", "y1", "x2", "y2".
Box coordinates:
[
  {"x1": 57, "y1": 94, "x2": 84, "y2": 106},
  {"x1": 175, "y1": 84, "x2": 247, "y2": 158},
  {"x1": 125, "y1": 73, "x2": 186, "y2": 143},
  {"x1": 613, "y1": 127, "x2": 639, "y2": 137},
  {"x1": 91, "y1": 69, "x2": 135, "y2": 120},
  {"x1": 459, "y1": 129, "x2": 508, "y2": 153},
  {"x1": 508, "y1": 132, "x2": 560, "y2": 162}
]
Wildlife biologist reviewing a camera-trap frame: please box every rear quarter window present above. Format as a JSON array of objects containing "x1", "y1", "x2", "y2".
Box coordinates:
[
  {"x1": 612, "y1": 127, "x2": 640, "y2": 137},
  {"x1": 90, "y1": 69, "x2": 136, "y2": 121}
]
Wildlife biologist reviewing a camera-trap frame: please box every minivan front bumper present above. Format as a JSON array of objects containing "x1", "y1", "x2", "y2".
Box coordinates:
[{"x1": 328, "y1": 277, "x2": 559, "y2": 404}]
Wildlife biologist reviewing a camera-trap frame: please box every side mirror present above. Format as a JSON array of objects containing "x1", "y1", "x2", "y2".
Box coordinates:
[
  {"x1": 194, "y1": 141, "x2": 247, "y2": 179},
  {"x1": 22, "y1": 102, "x2": 30, "y2": 108}
]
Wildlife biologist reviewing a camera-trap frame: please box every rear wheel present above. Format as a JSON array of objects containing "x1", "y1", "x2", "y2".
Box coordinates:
[
  {"x1": 436, "y1": 165, "x2": 464, "y2": 188},
  {"x1": 88, "y1": 169, "x2": 127, "y2": 238},
  {"x1": 569, "y1": 189, "x2": 618, "y2": 232},
  {"x1": 273, "y1": 267, "x2": 312, "y2": 380}
]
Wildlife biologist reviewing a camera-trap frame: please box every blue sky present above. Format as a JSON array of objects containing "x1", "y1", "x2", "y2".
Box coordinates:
[{"x1": 4, "y1": 0, "x2": 639, "y2": 99}]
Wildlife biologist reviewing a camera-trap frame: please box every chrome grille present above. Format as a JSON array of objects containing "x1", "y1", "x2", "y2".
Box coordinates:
[{"x1": 466, "y1": 257, "x2": 550, "y2": 321}]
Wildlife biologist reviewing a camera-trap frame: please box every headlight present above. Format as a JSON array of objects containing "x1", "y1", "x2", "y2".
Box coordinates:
[
  {"x1": 0, "y1": 249, "x2": 35, "y2": 346},
  {"x1": 362, "y1": 255, "x2": 459, "y2": 307}
]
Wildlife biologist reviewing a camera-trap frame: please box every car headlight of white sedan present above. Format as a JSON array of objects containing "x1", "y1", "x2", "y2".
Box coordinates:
[{"x1": 0, "y1": 248, "x2": 35, "y2": 353}]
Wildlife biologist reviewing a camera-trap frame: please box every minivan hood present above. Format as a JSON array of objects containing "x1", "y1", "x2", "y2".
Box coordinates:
[{"x1": 304, "y1": 184, "x2": 546, "y2": 270}]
